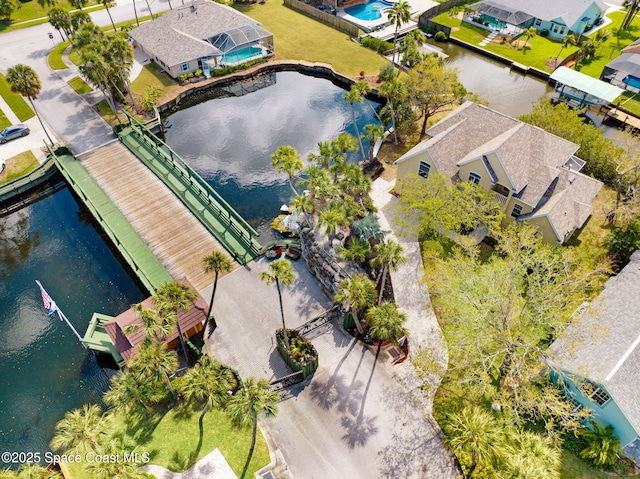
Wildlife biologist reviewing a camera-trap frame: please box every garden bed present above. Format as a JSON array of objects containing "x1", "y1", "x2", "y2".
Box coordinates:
[{"x1": 276, "y1": 328, "x2": 318, "y2": 379}]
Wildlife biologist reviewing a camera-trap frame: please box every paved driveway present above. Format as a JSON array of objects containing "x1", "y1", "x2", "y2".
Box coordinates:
[{"x1": 206, "y1": 257, "x2": 459, "y2": 479}]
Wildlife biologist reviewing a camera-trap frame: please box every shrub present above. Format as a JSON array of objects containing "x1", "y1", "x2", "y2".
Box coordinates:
[
  {"x1": 177, "y1": 73, "x2": 188, "y2": 82},
  {"x1": 360, "y1": 35, "x2": 393, "y2": 54},
  {"x1": 540, "y1": 29, "x2": 549, "y2": 37},
  {"x1": 186, "y1": 72, "x2": 194, "y2": 79},
  {"x1": 435, "y1": 31, "x2": 447, "y2": 42},
  {"x1": 194, "y1": 68, "x2": 203, "y2": 77}
]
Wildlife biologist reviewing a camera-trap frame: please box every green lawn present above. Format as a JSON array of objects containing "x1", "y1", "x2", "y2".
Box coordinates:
[
  {"x1": 560, "y1": 450, "x2": 640, "y2": 479},
  {"x1": 67, "y1": 76, "x2": 92, "y2": 94},
  {"x1": 234, "y1": 0, "x2": 388, "y2": 78},
  {"x1": 0, "y1": 74, "x2": 34, "y2": 122},
  {"x1": 0, "y1": 108, "x2": 9, "y2": 130},
  {"x1": 130, "y1": 63, "x2": 183, "y2": 104},
  {"x1": 49, "y1": 41, "x2": 71, "y2": 70},
  {"x1": 432, "y1": 13, "x2": 580, "y2": 72},
  {"x1": 65, "y1": 403, "x2": 269, "y2": 479},
  {"x1": 0, "y1": 1, "x2": 104, "y2": 32},
  {"x1": 0, "y1": 151, "x2": 39, "y2": 185}
]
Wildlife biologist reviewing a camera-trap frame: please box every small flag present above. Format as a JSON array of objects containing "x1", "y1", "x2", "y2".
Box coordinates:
[{"x1": 35, "y1": 280, "x2": 57, "y2": 316}]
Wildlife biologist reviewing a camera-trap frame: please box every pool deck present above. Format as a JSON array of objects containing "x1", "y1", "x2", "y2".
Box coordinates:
[{"x1": 338, "y1": 0, "x2": 438, "y2": 34}]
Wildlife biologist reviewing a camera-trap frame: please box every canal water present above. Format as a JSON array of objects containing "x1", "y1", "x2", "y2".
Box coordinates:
[
  {"x1": 163, "y1": 71, "x2": 381, "y2": 233},
  {"x1": 0, "y1": 188, "x2": 145, "y2": 461}
]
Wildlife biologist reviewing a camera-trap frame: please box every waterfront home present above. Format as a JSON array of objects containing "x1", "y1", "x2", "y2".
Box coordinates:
[
  {"x1": 601, "y1": 39, "x2": 640, "y2": 93},
  {"x1": 393, "y1": 101, "x2": 602, "y2": 244},
  {"x1": 547, "y1": 251, "x2": 640, "y2": 465},
  {"x1": 129, "y1": 0, "x2": 274, "y2": 78},
  {"x1": 465, "y1": 0, "x2": 606, "y2": 38}
]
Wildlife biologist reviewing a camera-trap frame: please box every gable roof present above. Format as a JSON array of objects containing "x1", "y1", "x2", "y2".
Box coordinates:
[
  {"x1": 606, "y1": 52, "x2": 640, "y2": 79},
  {"x1": 129, "y1": 0, "x2": 262, "y2": 66},
  {"x1": 104, "y1": 278, "x2": 207, "y2": 363},
  {"x1": 548, "y1": 251, "x2": 640, "y2": 435},
  {"x1": 469, "y1": 0, "x2": 606, "y2": 28}
]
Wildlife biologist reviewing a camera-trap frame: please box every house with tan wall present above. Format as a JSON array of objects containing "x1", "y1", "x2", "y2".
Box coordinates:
[{"x1": 394, "y1": 101, "x2": 602, "y2": 244}]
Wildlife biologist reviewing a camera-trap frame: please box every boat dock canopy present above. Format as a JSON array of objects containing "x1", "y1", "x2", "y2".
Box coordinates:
[{"x1": 551, "y1": 66, "x2": 624, "y2": 104}]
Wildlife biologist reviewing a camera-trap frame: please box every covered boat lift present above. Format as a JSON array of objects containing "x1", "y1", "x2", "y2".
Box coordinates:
[{"x1": 551, "y1": 66, "x2": 624, "y2": 107}]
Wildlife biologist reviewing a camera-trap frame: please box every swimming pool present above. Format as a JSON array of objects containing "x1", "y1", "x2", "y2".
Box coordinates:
[
  {"x1": 222, "y1": 45, "x2": 263, "y2": 65},
  {"x1": 345, "y1": 0, "x2": 389, "y2": 22}
]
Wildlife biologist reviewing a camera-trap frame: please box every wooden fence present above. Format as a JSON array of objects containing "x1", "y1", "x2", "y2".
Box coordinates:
[
  {"x1": 284, "y1": 0, "x2": 361, "y2": 37},
  {"x1": 419, "y1": 0, "x2": 470, "y2": 21}
]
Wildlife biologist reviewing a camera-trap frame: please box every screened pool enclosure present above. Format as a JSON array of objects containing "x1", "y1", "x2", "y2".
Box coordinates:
[{"x1": 208, "y1": 24, "x2": 274, "y2": 67}]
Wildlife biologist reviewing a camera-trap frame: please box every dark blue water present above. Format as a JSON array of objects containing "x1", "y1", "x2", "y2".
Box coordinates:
[
  {"x1": 163, "y1": 71, "x2": 381, "y2": 230},
  {"x1": 0, "y1": 187, "x2": 145, "y2": 458}
]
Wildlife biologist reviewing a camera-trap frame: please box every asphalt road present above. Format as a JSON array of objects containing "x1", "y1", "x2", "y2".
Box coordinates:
[{"x1": 0, "y1": 0, "x2": 171, "y2": 155}]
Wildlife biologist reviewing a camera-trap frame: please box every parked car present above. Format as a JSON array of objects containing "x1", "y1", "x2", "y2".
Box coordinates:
[{"x1": 0, "y1": 124, "x2": 30, "y2": 144}]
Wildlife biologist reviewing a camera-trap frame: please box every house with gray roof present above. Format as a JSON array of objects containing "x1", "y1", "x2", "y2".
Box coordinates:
[
  {"x1": 601, "y1": 39, "x2": 640, "y2": 93},
  {"x1": 547, "y1": 251, "x2": 640, "y2": 464},
  {"x1": 393, "y1": 102, "x2": 602, "y2": 244},
  {"x1": 465, "y1": 0, "x2": 606, "y2": 38},
  {"x1": 129, "y1": 0, "x2": 274, "y2": 79}
]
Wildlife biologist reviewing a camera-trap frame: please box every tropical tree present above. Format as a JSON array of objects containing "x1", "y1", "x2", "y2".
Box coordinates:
[
  {"x1": 351, "y1": 214, "x2": 388, "y2": 244},
  {"x1": 48, "y1": 7, "x2": 72, "y2": 42},
  {"x1": 103, "y1": 369, "x2": 165, "y2": 415},
  {"x1": 181, "y1": 355, "x2": 236, "y2": 424},
  {"x1": 228, "y1": 377, "x2": 280, "y2": 479},
  {"x1": 128, "y1": 339, "x2": 179, "y2": 397},
  {"x1": 69, "y1": 10, "x2": 91, "y2": 33},
  {"x1": 343, "y1": 81, "x2": 371, "y2": 162},
  {"x1": 522, "y1": 26, "x2": 537, "y2": 49},
  {"x1": 140, "y1": 85, "x2": 160, "y2": 113},
  {"x1": 6, "y1": 65, "x2": 55, "y2": 146},
  {"x1": 556, "y1": 33, "x2": 576, "y2": 61},
  {"x1": 387, "y1": 0, "x2": 411, "y2": 64},
  {"x1": 371, "y1": 239, "x2": 406, "y2": 303},
  {"x1": 378, "y1": 78, "x2": 405, "y2": 144},
  {"x1": 69, "y1": 0, "x2": 87, "y2": 9},
  {"x1": 443, "y1": 406, "x2": 505, "y2": 478},
  {"x1": 50, "y1": 404, "x2": 110, "y2": 454},
  {"x1": 271, "y1": 145, "x2": 304, "y2": 196},
  {"x1": 84, "y1": 436, "x2": 151, "y2": 479},
  {"x1": 153, "y1": 281, "x2": 197, "y2": 363},
  {"x1": 501, "y1": 430, "x2": 561, "y2": 479},
  {"x1": 339, "y1": 238, "x2": 370, "y2": 262},
  {"x1": 260, "y1": 259, "x2": 295, "y2": 348},
  {"x1": 622, "y1": 0, "x2": 640, "y2": 30},
  {"x1": 79, "y1": 51, "x2": 122, "y2": 122},
  {"x1": 366, "y1": 301, "x2": 408, "y2": 358},
  {"x1": 101, "y1": 0, "x2": 116, "y2": 31},
  {"x1": 105, "y1": 36, "x2": 135, "y2": 108},
  {"x1": 579, "y1": 422, "x2": 622, "y2": 466},
  {"x1": 37, "y1": 0, "x2": 56, "y2": 9},
  {"x1": 335, "y1": 274, "x2": 376, "y2": 335},
  {"x1": 404, "y1": 55, "x2": 467, "y2": 138},
  {"x1": 202, "y1": 250, "x2": 233, "y2": 336},
  {"x1": 318, "y1": 201, "x2": 349, "y2": 237},
  {"x1": 14, "y1": 464, "x2": 61, "y2": 479},
  {"x1": 73, "y1": 22, "x2": 103, "y2": 50},
  {"x1": 0, "y1": 0, "x2": 17, "y2": 21},
  {"x1": 363, "y1": 123, "x2": 384, "y2": 162}
]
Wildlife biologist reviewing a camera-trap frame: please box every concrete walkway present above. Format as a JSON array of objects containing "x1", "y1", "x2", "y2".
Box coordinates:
[{"x1": 140, "y1": 448, "x2": 237, "y2": 479}]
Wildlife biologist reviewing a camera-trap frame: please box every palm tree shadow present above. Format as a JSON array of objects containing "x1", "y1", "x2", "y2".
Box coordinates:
[
  {"x1": 125, "y1": 409, "x2": 168, "y2": 445},
  {"x1": 340, "y1": 414, "x2": 379, "y2": 449}
]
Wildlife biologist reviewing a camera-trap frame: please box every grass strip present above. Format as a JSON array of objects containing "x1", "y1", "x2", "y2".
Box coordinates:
[
  {"x1": 0, "y1": 73, "x2": 34, "y2": 122},
  {"x1": 49, "y1": 41, "x2": 71, "y2": 70},
  {"x1": 67, "y1": 76, "x2": 93, "y2": 94},
  {"x1": 0, "y1": 109, "x2": 10, "y2": 130},
  {"x1": 0, "y1": 150, "x2": 39, "y2": 185}
]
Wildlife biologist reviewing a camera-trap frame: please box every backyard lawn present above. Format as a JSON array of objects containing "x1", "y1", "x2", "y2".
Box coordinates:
[
  {"x1": 64, "y1": 403, "x2": 269, "y2": 479},
  {"x1": 0, "y1": 74, "x2": 34, "y2": 122},
  {"x1": 234, "y1": 0, "x2": 388, "y2": 78},
  {"x1": 130, "y1": 63, "x2": 184, "y2": 104}
]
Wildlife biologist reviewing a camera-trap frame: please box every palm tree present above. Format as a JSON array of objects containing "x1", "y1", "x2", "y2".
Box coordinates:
[
  {"x1": 15, "y1": 464, "x2": 61, "y2": 479},
  {"x1": 443, "y1": 406, "x2": 504, "y2": 478},
  {"x1": 579, "y1": 422, "x2": 621, "y2": 466},
  {"x1": 50, "y1": 404, "x2": 109, "y2": 454},
  {"x1": 338, "y1": 238, "x2": 370, "y2": 262},
  {"x1": 318, "y1": 201, "x2": 348, "y2": 237},
  {"x1": 351, "y1": 214, "x2": 388, "y2": 243},
  {"x1": 79, "y1": 52, "x2": 122, "y2": 123},
  {"x1": 132, "y1": 0, "x2": 139, "y2": 26},
  {"x1": 503, "y1": 430, "x2": 561, "y2": 479},
  {"x1": 101, "y1": 0, "x2": 116, "y2": 31},
  {"x1": 37, "y1": 0, "x2": 56, "y2": 9},
  {"x1": 366, "y1": 301, "x2": 408, "y2": 358},
  {"x1": 128, "y1": 339, "x2": 179, "y2": 397},
  {"x1": 259, "y1": 259, "x2": 295, "y2": 349},
  {"x1": 181, "y1": 355, "x2": 236, "y2": 424},
  {"x1": 228, "y1": 377, "x2": 280, "y2": 479},
  {"x1": 202, "y1": 250, "x2": 233, "y2": 337},
  {"x1": 48, "y1": 7, "x2": 72, "y2": 42},
  {"x1": 522, "y1": 26, "x2": 537, "y2": 50},
  {"x1": 105, "y1": 36, "x2": 136, "y2": 109},
  {"x1": 6, "y1": 65, "x2": 54, "y2": 146},
  {"x1": 153, "y1": 281, "x2": 197, "y2": 364},
  {"x1": 85, "y1": 436, "x2": 150, "y2": 479},
  {"x1": 363, "y1": 123, "x2": 384, "y2": 162},
  {"x1": 271, "y1": 145, "x2": 303, "y2": 196},
  {"x1": 103, "y1": 369, "x2": 164, "y2": 415},
  {"x1": 556, "y1": 33, "x2": 576, "y2": 62},
  {"x1": 378, "y1": 78, "x2": 404, "y2": 144},
  {"x1": 343, "y1": 82, "x2": 371, "y2": 163},
  {"x1": 335, "y1": 274, "x2": 376, "y2": 335},
  {"x1": 387, "y1": 0, "x2": 411, "y2": 65},
  {"x1": 370, "y1": 239, "x2": 406, "y2": 303}
]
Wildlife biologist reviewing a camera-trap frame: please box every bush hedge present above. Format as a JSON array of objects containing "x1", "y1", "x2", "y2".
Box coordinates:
[{"x1": 360, "y1": 35, "x2": 393, "y2": 54}]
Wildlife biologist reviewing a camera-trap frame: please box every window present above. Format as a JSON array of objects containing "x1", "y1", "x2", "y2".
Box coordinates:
[
  {"x1": 560, "y1": 27, "x2": 565, "y2": 34},
  {"x1": 418, "y1": 161, "x2": 430, "y2": 179},
  {"x1": 469, "y1": 172, "x2": 481, "y2": 185},
  {"x1": 180, "y1": 62, "x2": 190, "y2": 72},
  {"x1": 569, "y1": 397, "x2": 585, "y2": 414},
  {"x1": 580, "y1": 380, "x2": 611, "y2": 406},
  {"x1": 535, "y1": 19, "x2": 542, "y2": 26},
  {"x1": 511, "y1": 204, "x2": 523, "y2": 219}
]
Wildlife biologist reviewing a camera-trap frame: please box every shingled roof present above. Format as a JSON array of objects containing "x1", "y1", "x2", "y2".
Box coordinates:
[
  {"x1": 548, "y1": 251, "x2": 640, "y2": 437},
  {"x1": 129, "y1": 0, "x2": 262, "y2": 66},
  {"x1": 104, "y1": 278, "x2": 207, "y2": 363}
]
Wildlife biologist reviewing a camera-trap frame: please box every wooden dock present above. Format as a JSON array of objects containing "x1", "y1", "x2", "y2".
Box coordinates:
[{"x1": 78, "y1": 141, "x2": 234, "y2": 292}]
